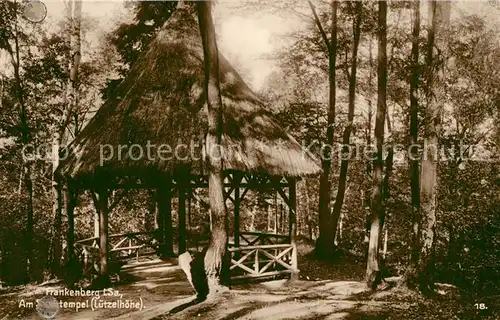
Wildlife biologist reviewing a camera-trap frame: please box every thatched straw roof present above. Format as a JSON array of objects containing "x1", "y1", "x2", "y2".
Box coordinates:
[{"x1": 56, "y1": 5, "x2": 321, "y2": 186}]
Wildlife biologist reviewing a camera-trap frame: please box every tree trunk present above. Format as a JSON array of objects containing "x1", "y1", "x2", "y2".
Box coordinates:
[
  {"x1": 382, "y1": 225, "x2": 388, "y2": 261},
  {"x1": 363, "y1": 37, "x2": 374, "y2": 241},
  {"x1": 88, "y1": 191, "x2": 100, "y2": 240},
  {"x1": 52, "y1": 0, "x2": 82, "y2": 273},
  {"x1": 335, "y1": 211, "x2": 343, "y2": 246},
  {"x1": 11, "y1": 4, "x2": 33, "y2": 281},
  {"x1": 331, "y1": 1, "x2": 362, "y2": 243},
  {"x1": 366, "y1": 0, "x2": 387, "y2": 290},
  {"x1": 51, "y1": 178, "x2": 63, "y2": 274},
  {"x1": 197, "y1": 0, "x2": 229, "y2": 296},
  {"x1": 405, "y1": 0, "x2": 422, "y2": 286},
  {"x1": 65, "y1": 187, "x2": 76, "y2": 263},
  {"x1": 304, "y1": 180, "x2": 313, "y2": 240},
  {"x1": 309, "y1": 0, "x2": 338, "y2": 258},
  {"x1": 178, "y1": 180, "x2": 187, "y2": 255},
  {"x1": 414, "y1": 0, "x2": 450, "y2": 294},
  {"x1": 274, "y1": 192, "x2": 279, "y2": 233},
  {"x1": 157, "y1": 181, "x2": 174, "y2": 257},
  {"x1": 296, "y1": 190, "x2": 301, "y2": 237},
  {"x1": 279, "y1": 199, "x2": 283, "y2": 233},
  {"x1": 97, "y1": 189, "x2": 110, "y2": 285},
  {"x1": 145, "y1": 190, "x2": 156, "y2": 231},
  {"x1": 267, "y1": 203, "x2": 272, "y2": 232},
  {"x1": 288, "y1": 179, "x2": 298, "y2": 280},
  {"x1": 380, "y1": 143, "x2": 394, "y2": 278},
  {"x1": 24, "y1": 165, "x2": 34, "y2": 280},
  {"x1": 250, "y1": 204, "x2": 256, "y2": 231}
]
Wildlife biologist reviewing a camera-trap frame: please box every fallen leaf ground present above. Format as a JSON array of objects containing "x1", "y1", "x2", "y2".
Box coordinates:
[{"x1": 0, "y1": 243, "x2": 498, "y2": 319}]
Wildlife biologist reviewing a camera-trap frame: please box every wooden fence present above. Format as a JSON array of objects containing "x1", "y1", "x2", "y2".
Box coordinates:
[
  {"x1": 74, "y1": 230, "x2": 295, "y2": 281},
  {"x1": 74, "y1": 231, "x2": 159, "y2": 265},
  {"x1": 228, "y1": 243, "x2": 295, "y2": 280}
]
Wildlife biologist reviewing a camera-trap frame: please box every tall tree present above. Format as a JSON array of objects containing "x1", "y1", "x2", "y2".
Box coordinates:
[
  {"x1": 196, "y1": 0, "x2": 229, "y2": 295},
  {"x1": 308, "y1": 0, "x2": 337, "y2": 257},
  {"x1": 414, "y1": 0, "x2": 450, "y2": 294},
  {"x1": 366, "y1": 0, "x2": 387, "y2": 289},
  {"x1": 102, "y1": 1, "x2": 177, "y2": 97},
  {"x1": 52, "y1": 0, "x2": 82, "y2": 273},
  {"x1": 405, "y1": 0, "x2": 422, "y2": 285},
  {"x1": 331, "y1": 1, "x2": 362, "y2": 242},
  {"x1": 1, "y1": 0, "x2": 35, "y2": 281}
]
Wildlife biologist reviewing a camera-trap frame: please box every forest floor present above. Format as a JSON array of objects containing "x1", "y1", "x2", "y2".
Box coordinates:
[{"x1": 0, "y1": 241, "x2": 498, "y2": 319}]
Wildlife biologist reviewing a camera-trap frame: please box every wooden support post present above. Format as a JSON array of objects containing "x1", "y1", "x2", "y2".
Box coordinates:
[
  {"x1": 280, "y1": 200, "x2": 284, "y2": 234},
  {"x1": 52, "y1": 183, "x2": 63, "y2": 273},
  {"x1": 274, "y1": 192, "x2": 278, "y2": 234},
  {"x1": 145, "y1": 190, "x2": 156, "y2": 231},
  {"x1": 156, "y1": 188, "x2": 164, "y2": 248},
  {"x1": 97, "y1": 189, "x2": 109, "y2": 279},
  {"x1": 157, "y1": 176, "x2": 173, "y2": 257},
  {"x1": 94, "y1": 212, "x2": 99, "y2": 238},
  {"x1": 288, "y1": 178, "x2": 298, "y2": 281},
  {"x1": 188, "y1": 190, "x2": 192, "y2": 230},
  {"x1": 178, "y1": 178, "x2": 187, "y2": 255},
  {"x1": 65, "y1": 186, "x2": 76, "y2": 262},
  {"x1": 234, "y1": 185, "x2": 240, "y2": 248},
  {"x1": 89, "y1": 191, "x2": 100, "y2": 239},
  {"x1": 234, "y1": 174, "x2": 242, "y2": 260}
]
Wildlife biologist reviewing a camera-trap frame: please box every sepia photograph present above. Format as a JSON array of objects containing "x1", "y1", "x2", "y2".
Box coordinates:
[{"x1": 0, "y1": 0, "x2": 498, "y2": 319}]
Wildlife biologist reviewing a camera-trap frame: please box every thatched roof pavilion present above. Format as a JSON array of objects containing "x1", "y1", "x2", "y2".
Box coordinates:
[
  {"x1": 56, "y1": 5, "x2": 320, "y2": 283},
  {"x1": 56, "y1": 6, "x2": 320, "y2": 187}
]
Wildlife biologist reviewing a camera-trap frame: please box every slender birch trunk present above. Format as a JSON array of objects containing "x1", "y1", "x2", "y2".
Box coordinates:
[
  {"x1": 415, "y1": 0, "x2": 450, "y2": 294},
  {"x1": 52, "y1": 0, "x2": 82, "y2": 273},
  {"x1": 366, "y1": 0, "x2": 387, "y2": 289},
  {"x1": 10, "y1": 2, "x2": 34, "y2": 280}
]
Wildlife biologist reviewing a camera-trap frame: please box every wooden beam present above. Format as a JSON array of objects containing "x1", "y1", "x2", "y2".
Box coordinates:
[
  {"x1": 259, "y1": 246, "x2": 295, "y2": 273},
  {"x1": 240, "y1": 187, "x2": 250, "y2": 201},
  {"x1": 178, "y1": 178, "x2": 187, "y2": 255},
  {"x1": 65, "y1": 186, "x2": 77, "y2": 262},
  {"x1": 156, "y1": 188, "x2": 164, "y2": 249},
  {"x1": 224, "y1": 171, "x2": 233, "y2": 184},
  {"x1": 188, "y1": 191, "x2": 192, "y2": 229},
  {"x1": 90, "y1": 191, "x2": 99, "y2": 238},
  {"x1": 228, "y1": 243, "x2": 292, "y2": 251},
  {"x1": 81, "y1": 173, "x2": 297, "y2": 191},
  {"x1": 165, "y1": 178, "x2": 173, "y2": 257},
  {"x1": 234, "y1": 183, "x2": 241, "y2": 248},
  {"x1": 277, "y1": 186, "x2": 291, "y2": 207},
  {"x1": 186, "y1": 182, "x2": 291, "y2": 188},
  {"x1": 229, "y1": 249, "x2": 256, "y2": 271},
  {"x1": 233, "y1": 173, "x2": 243, "y2": 260},
  {"x1": 230, "y1": 270, "x2": 291, "y2": 280},
  {"x1": 97, "y1": 188, "x2": 110, "y2": 278},
  {"x1": 224, "y1": 185, "x2": 235, "y2": 203},
  {"x1": 288, "y1": 177, "x2": 298, "y2": 281},
  {"x1": 157, "y1": 176, "x2": 174, "y2": 257}
]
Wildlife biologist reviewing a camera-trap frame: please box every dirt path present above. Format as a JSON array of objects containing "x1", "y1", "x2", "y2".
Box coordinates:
[
  {"x1": 0, "y1": 261, "x2": 194, "y2": 319},
  {"x1": 1, "y1": 273, "x2": 408, "y2": 320},
  {"x1": 1, "y1": 256, "x2": 493, "y2": 320},
  {"x1": 1, "y1": 259, "x2": 391, "y2": 320}
]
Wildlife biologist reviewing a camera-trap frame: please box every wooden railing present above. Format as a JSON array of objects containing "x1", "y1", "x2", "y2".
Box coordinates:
[
  {"x1": 73, "y1": 230, "x2": 296, "y2": 281},
  {"x1": 188, "y1": 231, "x2": 290, "y2": 252},
  {"x1": 74, "y1": 231, "x2": 159, "y2": 265},
  {"x1": 228, "y1": 243, "x2": 296, "y2": 280},
  {"x1": 235, "y1": 231, "x2": 290, "y2": 247}
]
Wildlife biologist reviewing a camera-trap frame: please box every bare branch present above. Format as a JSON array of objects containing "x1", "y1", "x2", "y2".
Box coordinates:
[{"x1": 307, "y1": 0, "x2": 331, "y2": 55}]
